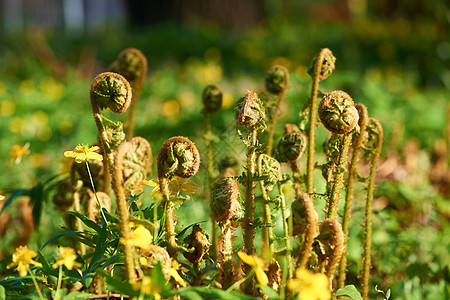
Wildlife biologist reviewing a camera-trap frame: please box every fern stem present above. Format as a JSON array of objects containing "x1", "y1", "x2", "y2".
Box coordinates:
[
  {"x1": 361, "y1": 119, "x2": 383, "y2": 300},
  {"x1": 339, "y1": 104, "x2": 368, "y2": 289},
  {"x1": 326, "y1": 133, "x2": 352, "y2": 219}
]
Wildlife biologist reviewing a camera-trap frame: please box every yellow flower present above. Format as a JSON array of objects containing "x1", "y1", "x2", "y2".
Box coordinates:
[
  {"x1": 7, "y1": 245, "x2": 42, "y2": 276},
  {"x1": 142, "y1": 176, "x2": 199, "y2": 199},
  {"x1": 52, "y1": 247, "x2": 82, "y2": 270},
  {"x1": 287, "y1": 268, "x2": 331, "y2": 300},
  {"x1": 238, "y1": 251, "x2": 269, "y2": 286},
  {"x1": 121, "y1": 225, "x2": 153, "y2": 250},
  {"x1": 9, "y1": 143, "x2": 30, "y2": 164},
  {"x1": 64, "y1": 144, "x2": 103, "y2": 163},
  {"x1": 0, "y1": 194, "x2": 5, "y2": 201},
  {"x1": 131, "y1": 276, "x2": 161, "y2": 300},
  {"x1": 163, "y1": 259, "x2": 186, "y2": 287}
]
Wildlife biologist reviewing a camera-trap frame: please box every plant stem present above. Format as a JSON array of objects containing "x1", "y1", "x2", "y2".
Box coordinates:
[
  {"x1": 203, "y1": 111, "x2": 219, "y2": 261},
  {"x1": 227, "y1": 268, "x2": 256, "y2": 293},
  {"x1": 306, "y1": 49, "x2": 329, "y2": 193},
  {"x1": 85, "y1": 161, "x2": 108, "y2": 225},
  {"x1": 243, "y1": 127, "x2": 258, "y2": 294},
  {"x1": 125, "y1": 83, "x2": 143, "y2": 139},
  {"x1": 91, "y1": 104, "x2": 112, "y2": 195},
  {"x1": 339, "y1": 104, "x2": 368, "y2": 289},
  {"x1": 221, "y1": 219, "x2": 234, "y2": 289},
  {"x1": 278, "y1": 182, "x2": 292, "y2": 298},
  {"x1": 326, "y1": 133, "x2": 352, "y2": 219},
  {"x1": 161, "y1": 177, "x2": 177, "y2": 258},
  {"x1": 361, "y1": 120, "x2": 383, "y2": 300},
  {"x1": 266, "y1": 88, "x2": 287, "y2": 156},
  {"x1": 295, "y1": 193, "x2": 318, "y2": 269},
  {"x1": 111, "y1": 144, "x2": 136, "y2": 283},
  {"x1": 260, "y1": 182, "x2": 274, "y2": 255},
  {"x1": 72, "y1": 189, "x2": 86, "y2": 255},
  {"x1": 29, "y1": 270, "x2": 45, "y2": 300},
  {"x1": 54, "y1": 265, "x2": 63, "y2": 300},
  {"x1": 290, "y1": 161, "x2": 302, "y2": 198}
]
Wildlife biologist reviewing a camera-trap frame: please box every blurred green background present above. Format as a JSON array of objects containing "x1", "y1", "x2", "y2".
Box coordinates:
[{"x1": 0, "y1": 0, "x2": 449, "y2": 299}]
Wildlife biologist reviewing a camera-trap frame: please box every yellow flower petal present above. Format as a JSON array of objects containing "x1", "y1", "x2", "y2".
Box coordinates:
[
  {"x1": 86, "y1": 152, "x2": 103, "y2": 161},
  {"x1": 153, "y1": 292, "x2": 161, "y2": 300},
  {"x1": 64, "y1": 144, "x2": 102, "y2": 164},
  {"x1": 9, "y1": 143, "x2": 30, "y2": 164},
  {"x1": 7, "y1": 245, "x2": 42, "y2": 276},
  {"x1": 142, "y1": 179, "x2": 159, "y2": 187},
  {"x1": 180, "y1": 181, "x2": 199, "y2": 194},
  {"x1": 63, "y1": 151, "x2": 76, "y2": 158},
  {"x1": 168, "y1": 267, "x2": 186, "y2": 287},
  {"x1": 121, "y1": 225, "x2": 153, "y2": 250},
  {"x1": 52, "y1": 247, "x2": 82, "y2": 270},
  {"x1": 74, "y1": 153, "x2": 87, "y2": 163},
  {"x1": 255, "y1": 267, "x2": 269, "y2": 286},
  {"x1": 238, "y1": 251, "x2": 257, "y2": 266},
  {"x1": 288, "y1": 268, "x2": 331, "y2": 300},
  {"x1": 139, "y1": 257, "x2": 148, "y2": 265}
]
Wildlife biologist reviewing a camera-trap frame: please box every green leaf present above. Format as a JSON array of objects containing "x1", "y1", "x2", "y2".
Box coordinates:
[
  {"x1": 68, "y1": 211, "x2": 101, "y2": 232},
  {"x1": 86, "y1": 223, "x2": 108, "y2": 273},
  {"x1": 62, "y1": 290, "x2": 95, "y2": 299},
  {"x1": 171, "y1": 289, "x2": 203, "y2": 300},
  {"x1": 336, "y1": 285, "x2": 363, "y2": 300},
  {"x1": 173, "y1": 287, "x2": 260, "y2": 300},
  {"x1": 0, "y1": 188, "x2": 30, "y2": 213},
  {"x1": 37, "y1": 249, "x2": 58, "y2": 277},
  {"x1": 0, "y1": 285, "x2": 5, "y2": 300},
  {"x1": 100, "y1": 271, "x2": 139, "y2": 297},
  {"x1": 151, "y1": 262, "x2": 167, "y2": 289},
  {"x1": 41, "y1": 231, "x2": 90, "y2": 250},
  {"x1": 52, "y1": 288, "x2": 67, "y2": 299},
  {"x1": 259, "y1": 286, "x2": 282, "y2": 299}
]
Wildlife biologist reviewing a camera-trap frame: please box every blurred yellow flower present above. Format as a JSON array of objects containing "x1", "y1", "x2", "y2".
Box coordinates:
[
  {"x1": 222, "y1": 92, "x2": 234, "y2": 109},
  {"x1": 0, "y1": 100, "x2": 15, "y2": 116},
  {"x1": 163, "y1": 259, "x2": 186, "y2": 287},
  {"x1": 40, "y1": 77, "x2": 65, "y2": 100},
  {"x1": 238, "y1": 251, "x2": 269, "y2": 286},
  {"x1": 287, "y1": 268, "x2": 330, "y2": 300},
  {"x1": 195, "y1": 62, "x2": 223, "y2": 85},
  {"x1": 161, "y1": 100, "x2": 180, "y2": 118},
  {"x1": 32, "y1": 111, "x2": 48, "y2": 126},
  {"x1": 131, "y1": 276, "x2": 161, "y2": 300},
  {"x1": 0, "y1": 194, "x2": 4, "y2": 201},
  {"x1": 142, "y1": 176, "x2": 199, "y2": 199},
  {"x1": 19, "y1": 79, "x2": 36, "y2": 95},
  {"x1": 179, "y1": 91, "x2": 195, "y2": 108},
  {"x1": 64, "y1": 144, "x2": 103, "y2": 163},
  {"x1": 121, "y1": 225, "x2": 153, "y2": 250},
  {"x1": 52, "y1": 247, "x2": 82, "y2": 270},
  {"x1": 9, "y1": 143, "x2": 30, "y2": 164},
  {"x1": 9, "y1": 117, "x2": 24, "y2": 134},
  {"x1": 7, "y1": 245, "x2": 42, "y2": 276}
]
